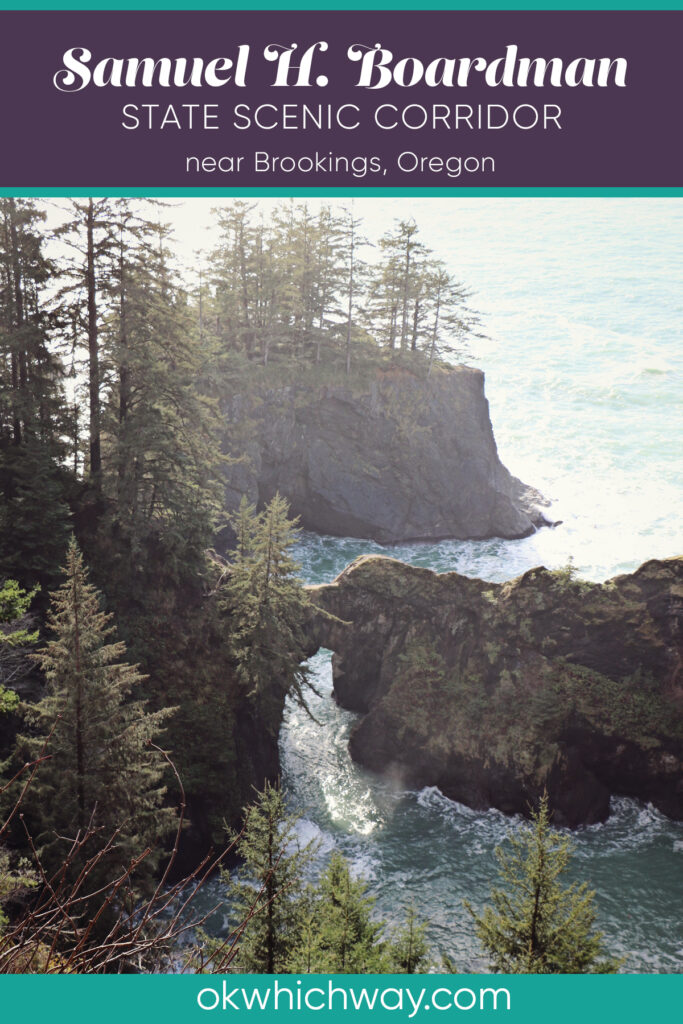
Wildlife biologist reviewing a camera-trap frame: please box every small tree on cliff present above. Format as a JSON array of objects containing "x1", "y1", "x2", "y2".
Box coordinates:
[
  {"x1": 19, "y1": 538, "x2": 176, "y2": 882},
  {"x1": 227, "y1": 781, "x2": 316, "y2": 973},
  {"x1": 466, "y1": 794, "x2": 620, "y2": 974},
  {"x1": 222, "y1": 495, "x2": 315, "y2": 732}
]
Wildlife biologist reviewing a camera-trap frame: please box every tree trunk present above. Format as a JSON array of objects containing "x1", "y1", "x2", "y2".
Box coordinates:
[
  {"x1": 86, "y1": 198, "x2": 102, "y2": 482},
  {"x1": 72, "y1": 564, "x2": 86, "y2": 828},
  {"x1": 8, "y1": 200, "x2": 25, "y2": 443}
]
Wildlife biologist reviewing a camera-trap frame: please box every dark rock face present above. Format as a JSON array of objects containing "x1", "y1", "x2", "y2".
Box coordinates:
[
  {"x1": 307, "y1": 556, "x2": 683, "y2": 827},
  {"x1": 222, "y1": 367, "x2": 547, "y2": 543}
]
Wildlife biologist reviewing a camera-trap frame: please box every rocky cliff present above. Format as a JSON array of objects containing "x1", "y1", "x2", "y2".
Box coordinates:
[
  {"x1": 222, "y1": 366, "x2": 547, "y2": 543},
  {"x1": 307, "y1": 556, "x2": 683, "y2": 827}
]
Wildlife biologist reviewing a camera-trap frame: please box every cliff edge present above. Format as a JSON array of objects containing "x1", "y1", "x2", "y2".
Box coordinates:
[
  {"x1": 222, "y1": 365, "x2": 547, "y2": 543},
  {"x1": 307, "y1": 555, "x2": 683, "y2": 827}
]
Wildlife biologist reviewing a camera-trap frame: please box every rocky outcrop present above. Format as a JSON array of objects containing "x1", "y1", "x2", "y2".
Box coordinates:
[
  {"x1": 307, "y1": 556, "x2": 683, "y2": 827},
  {"x1": 221, "y1": 366, "x2": 547, "y2": 544}
]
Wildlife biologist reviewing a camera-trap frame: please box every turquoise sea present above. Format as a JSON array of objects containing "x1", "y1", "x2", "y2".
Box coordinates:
[{"x1": 174, "y1": 199, "x2": 683, "y2": 971}]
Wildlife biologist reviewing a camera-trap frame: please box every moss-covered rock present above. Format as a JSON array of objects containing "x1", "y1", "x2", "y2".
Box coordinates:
[{"x1": 307, "y1": 556, "x2": 683, "y2": 827}]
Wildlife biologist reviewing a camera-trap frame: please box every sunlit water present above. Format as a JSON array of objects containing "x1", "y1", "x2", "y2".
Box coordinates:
[{"x1": 197, "y1": 200, "x2": 683, "y2": 972}]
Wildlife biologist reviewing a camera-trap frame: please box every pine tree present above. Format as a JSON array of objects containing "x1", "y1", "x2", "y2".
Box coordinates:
[
  {"x1": 466, "y1": 794, "x2": 621, "y2": 974},
  {"x1": 304, "y1": 851, "x2": 387, "y2": 973},
  {"x1": 19, "y1": 537, "x2": 176, "y2": 882},
  {"x1": 222, "y1": 495, "x2": 315, "y2": 732},
  {"x1": 340, "y1": 204, "x2": 368, "y2": 375},
  {"x1": 0, "y1": 438, "x2": 72, "y2": 593},
  {"x1": 87, "y1": 198, "x2": 222, "y2": 599},
  {"x1": 227, "y1": 781, "x2": 316, "y2": 973},
  {"x1": 368, "y1": 219, "x2": 428, "y2": 352},
  {"x1": 423, "y1": 259, "x2": 478, "y2": 375},
  {"x1": 387, "y1": 902, "x2": 431, "y2": 973},
  {"x1": 54, "y1": 197, "x2": 116, "y2": 485},
  {"x1": 0, "y1": 199, "x2": 72, "y2": 592},
  {"x1": 0, "y1": 198, "x2": 65, "y2": 448}
]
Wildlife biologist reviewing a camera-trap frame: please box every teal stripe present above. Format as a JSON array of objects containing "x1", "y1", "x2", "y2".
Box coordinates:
[
  {"x1": 0, "y1": 974, "x2": 682, "y2": 1024},
  {"x1": 0, "y1": 2, "x2": 681, "y2": 11},
  {"x1": 0, "y1": 188, "x2": 681, "y2": 198}
]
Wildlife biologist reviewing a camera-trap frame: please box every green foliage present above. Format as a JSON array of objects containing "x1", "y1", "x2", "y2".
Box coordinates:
[
  {"x1": 386, "y1": 902, "x2": 431, "y2": 974},
  {"x1": 466, "y1": 794, "x2": 621, "y2": 974},
  {"x1": 0, "y1": 848, "x2": 37, "y2": 934},
  {"x1": 18, "y1": 538, "x2": 176, "y2": 885},
  {"x1": 540, "y1": 661, "x2": 683, "y2": 748},
  {"x1": 0, "y1": 198, "x2": 65, "y2": 451},
  {"x1": 227, "y1": 781, "x2": 317, "y2": 974},
  {"x1": 205, "y1": 201, "x2": 478, "y2": 376},
  {"x1": 0, "y1": 440, "x2": 72, "y2": 594},
  {"x1": 549, "y1": 557, "x2": 594, "y2": 596},
  {"x1": 0, "y1": 579, "x2": 38, "y2": 639},
  {"x1": 292, "y1": 851, "x2": 387, "y2": 973},
  {"x1": 221, "y1": 495, "x2": 316, "y2": 732},
  {"x1": 0, "y1": 689, "x2": 17, "y2": 717},
  {"x1": 291, "y1": 863, "x2": 432, "y2": 974},
  {"x1": 0, "y1": 579, "x2": 38, "y2": 716},
  {"x1": 207, "y1": 785, "x2": 431, "y2": 975}
]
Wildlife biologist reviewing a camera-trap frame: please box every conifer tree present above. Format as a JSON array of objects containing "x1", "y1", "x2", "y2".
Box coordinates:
[
  {"x1": 466, "y1": 794, "x2": 620, "y2": 974},
  {"x1": 341, "y1": 205, "x2": 368, "y2": 375},
  {"x1": 19, "y1": 538, "x2": 176, "y2": 880},
  {"x1": 0, "y1": 438, "x2": 72, "y2": 592},
  {"x1": 368, "y1": 219, "x2": 428, "y2": 352},
  {"x1": 228, "y1": 781, "x2": 316, "y2": 974},
  {"x1": 0, "y1": 199, "x2": 71, "y2": 592},
  {"x1": 423, "y1": 259, "x2": 478, "y2": 374},
  {"x1": 305, "y1": 851, "x2": 386, "y2": 973},
  {"x1": 54, "y1": 197, "x2": 116, "y2": 485},
  {"x1": 222, "y1": 495, "x2": 315, "y2": 732},
  {"x1": 0, "y1": 198, "x2": 64, "y2": 448},
  {"x1": 387, "y1": 902, "x2": 431, "y2": 973}
]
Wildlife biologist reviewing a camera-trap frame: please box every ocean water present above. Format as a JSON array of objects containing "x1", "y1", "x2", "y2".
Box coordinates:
[
  {"x1": 171, "y1": 199, "x2": 682, "y2": 970},
  {"x1": 274, "y1": 200, "x2": 682, "y2": 973}
]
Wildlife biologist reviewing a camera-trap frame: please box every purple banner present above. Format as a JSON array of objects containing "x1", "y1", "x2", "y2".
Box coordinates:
[{"x1": 0, "y1": 10, "x2": 680, "y2": 187}]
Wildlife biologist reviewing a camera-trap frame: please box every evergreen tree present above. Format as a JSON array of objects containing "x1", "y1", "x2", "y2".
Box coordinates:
[
  {"x1": 466, "y1": 794, "x2": 621, "y2": 974},
  {"x1": 0, "y1": 198, "x2": 65, "y2": 448},
  {"x1": 0, "y1": 438, "x2": 72, "y2": 592},
  {"x1": 19, "y1": 538, "x2": 176, "y2": 881},
  {"x1": 222, "y1": 495, "x2": 315, "y2": 732},
  {"x1": 367, "y1": 219, "x2": 428, "y2": 352},
  {"x1": 422, "y1": 259, "x2": 478, "y2": 375},
  {"x1": 54, "y1": 197, "x2": 116, "y2": 485},
  {"x1": 228, "y1": 781, "x2": 316, "y2": 973},
  {"x1": 311, "y1": 205, "x2": 346, "y2": 365},
  {"x1": 303, "y1": 851, "x2": 387, "y2": 973},
  {"x1": 0, "y1": 199, "x2": 72, "y2": 592},
  {"x1": 100, "y1": 200, "x2": 221, "y2": 562},
  {"x1": 387, "y1": 902, "x2": 431, "y2": 973},
  {"x1": 340, "y1": 204, "x2": 369, "y2": 375}
]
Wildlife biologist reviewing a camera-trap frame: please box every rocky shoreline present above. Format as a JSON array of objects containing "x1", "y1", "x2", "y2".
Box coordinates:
[{"x1": 306, "y1": 555, "x2": 683, "y2": 827}]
